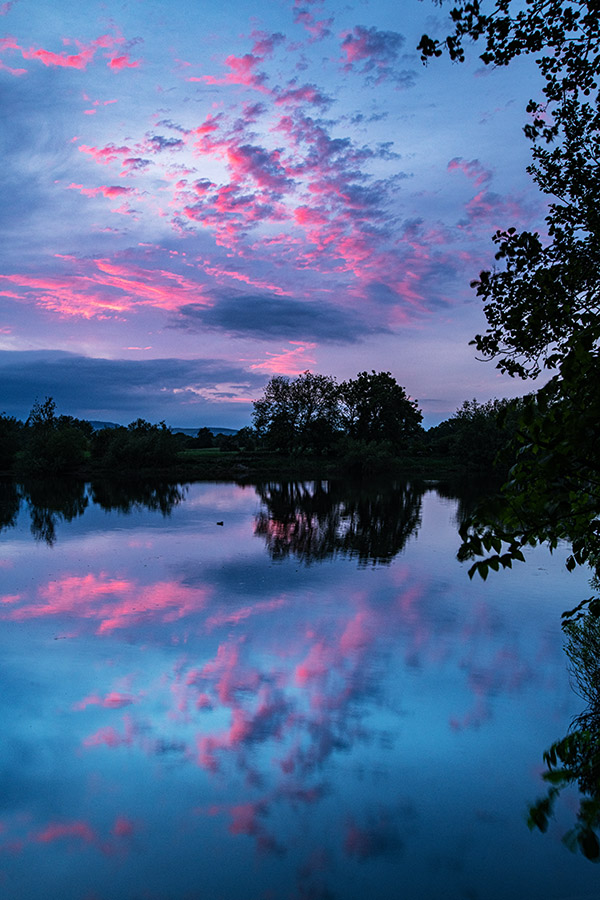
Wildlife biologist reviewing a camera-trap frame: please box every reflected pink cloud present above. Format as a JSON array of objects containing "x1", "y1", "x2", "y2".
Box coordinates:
[
  {"x1": 205, "y1": 595, "x2": 286, "y2": 630},
  {"x1": 73, "y1": 691, "x2": 136, "y2": 711},
  {"x1": 112, "y1": 816, "x2": 134, "y2": 838},
  {"x1": 83, "y1": 715, "x2": 136, "y2": 748},
  {"x1": 0, "y1": 572, "x2": 211, "y2": 633},
  {"x1": 293, "y1": 9, "x2": 333, "y2": 42},
  {"x1": 35, "y1": 821, "x2": 97, "y2": 844}
]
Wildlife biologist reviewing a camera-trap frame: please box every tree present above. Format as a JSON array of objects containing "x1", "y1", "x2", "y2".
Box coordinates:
[
  {"x1": 0, "y1": 413, "x2": 23, "y2": 471},
  {"x1": 340, "y1": 371, "x2": 423, "y2": 447},
  {"x1": 252, "y1": 371, "x2": 341, "y2": 453},
  {"x1": 427, "y1": 397, "x2": 524, "y2": 473},
  {"x1": 17, "y1": 397, "x2": 89, "y2": 476},
  {"x1": 419, "y1": 1, "x2": 600, "y2": 585},
  {"x1": 91, "y1": 419, "x2": 178, "y2": 470}
]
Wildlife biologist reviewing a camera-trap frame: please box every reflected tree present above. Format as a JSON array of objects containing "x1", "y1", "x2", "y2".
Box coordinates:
[
  {"x1": 254, "y1": 479, "x2": 423, "y2": 566},
  {"x1": 21, "y1": 479, "x2": 89, "y2": 545},
  {"x1": 0, "y1": 480, "x2": 21, "y2": 532},
  {"x1": 90, "y1": 480, "x2": 187, "y2": 515},
  {"x1": 529, "y1": 612, "x2": 600, "y2": 860}
]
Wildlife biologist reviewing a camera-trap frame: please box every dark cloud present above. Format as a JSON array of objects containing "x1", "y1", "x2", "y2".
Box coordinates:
[
  {"x1": 175, "y1": 293, "x2": 389, "y2": 343},
  {"x1": 0, "y1": 350, "x2": 263, "y2": 425},
  {"x1": 146, "y1": 134, "x2": 185, "y2": 152},
  {"x1": 340, "y1": 26, "x2": 416, "y2": 87}
]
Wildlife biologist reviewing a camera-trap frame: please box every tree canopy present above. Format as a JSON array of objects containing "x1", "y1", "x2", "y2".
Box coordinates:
[
  {"x1": 251, "y1": 370, "x2": 422, "y2": 455},
  {"x1": 420, "y1": 0, "x2": 600, "y2": 583}
]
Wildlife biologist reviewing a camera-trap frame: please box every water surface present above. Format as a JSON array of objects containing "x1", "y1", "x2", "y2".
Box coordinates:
[{"x1": 0, "y1": 478, "x2": 597, "y2": 899}]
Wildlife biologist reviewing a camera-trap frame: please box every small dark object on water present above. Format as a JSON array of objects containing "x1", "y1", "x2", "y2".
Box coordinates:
[{"x1": 217, "y1": 521, "x2": 224, "y2": 526}]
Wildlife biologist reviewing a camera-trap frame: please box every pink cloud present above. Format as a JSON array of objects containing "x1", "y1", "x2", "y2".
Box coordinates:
[
  {"x1": 250, "y1": 31, "x2": 285, "y2": 57},
  {"x1": 339, "y1": 25, "x2": 413, "y2": 86},
  {"x1": 21, "y1": 44, "x2": 96, "y2": 69},
  {"x1": 447, "y1": 157, "x2": 492, "y2": 186},
  {"x1": 293, "y1": 8, "x2": 333, "y2": 42},
  {"x1": 69, "y1": 184, "x2": 134, "y2": 199},
  {"x1": 73, "y1": 691, "x2": 136, "y2": 711},
  {"x1": 0, "y1": 255, "x2": 213, "y2": 318},
  {"x1": 109, "y1": 54, "x2": 140, "y2": 69},
  {"x1": 112, "y1": 816, "x2": 135, "y2": 838},
  {"x1": 274, "y1": 82, "x2": 332, "y2": 108},
  {"x1": 79, "y1": 143, "x2": 132, "y2": 165},
  {"x1": 249, "y1": 342, "x2": 317, "y2": 375},
  {"x1": 205, "y1": 595, "x2": 286, "y2": 630},
  {"x1": 83, "y1": 721, "x2": 135, "y2": 748},
  {"x1": 197, "y1": 53, "x2": 270, "y2": 92}
]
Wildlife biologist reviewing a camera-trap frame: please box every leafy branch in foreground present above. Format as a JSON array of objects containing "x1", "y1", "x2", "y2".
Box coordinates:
[
  {"x1": 528, "y1": 615, "x2": 600, "y2": 861},
  {"x1": 419, "y1": 1, "x2": 600, "y2": 857},
  {"x1": 420, "y1": 0, "x2": 600, "y2": 605}
]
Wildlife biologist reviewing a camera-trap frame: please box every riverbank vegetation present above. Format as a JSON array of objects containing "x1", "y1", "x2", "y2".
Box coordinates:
[{"x1": 0, "y1": 374, "x2": 526, "y2": 481}]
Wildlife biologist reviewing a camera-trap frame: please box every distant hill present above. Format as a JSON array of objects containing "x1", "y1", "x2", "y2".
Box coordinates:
[
  {"x1": 170, "y1": 426, "x2": 238, "y2": 436},
  {"x1": 89, "y1": 420, "x2": 121, "y2": 431},
  {"x1": 89, "y1": 421, "x2": 238, "y2": 436}
]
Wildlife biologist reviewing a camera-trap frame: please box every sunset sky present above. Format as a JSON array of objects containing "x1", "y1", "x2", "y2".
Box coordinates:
[{"x1": 0, "y1": 0, "x2": 543, "y2": 428}]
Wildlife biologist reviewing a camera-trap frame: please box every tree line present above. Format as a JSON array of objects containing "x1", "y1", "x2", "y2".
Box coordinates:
[{"x1": 0, "y1": 375, "x2": 528, "y2": 478}]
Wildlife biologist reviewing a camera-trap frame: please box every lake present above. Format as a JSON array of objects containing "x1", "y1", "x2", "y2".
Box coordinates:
[{"x1": 0, "y1": 477, "x2": 598, "y2": 899}]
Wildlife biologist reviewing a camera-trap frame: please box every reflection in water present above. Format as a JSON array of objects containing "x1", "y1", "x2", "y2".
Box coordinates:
[
  {"x1": 89, "y1": 479, "x2": 187, "y2": 515},
  {"x1": 22, "y1": 478, "x2": 89, "y2": 545},
  {"x1": 6, "y1": 478, "x2": 187, "y2": 544},
  {"x1": 254, "y1": 479, "x2": 423, "y2": 565},
  {"x1": 0, "y1": 479, "x2": 20, "y2": 532},
  {"x1": 0, "y1": 479, "x2": 596, "y2": 899},
  {"x1": 529, "y1": 613, "x2": 600, "y2": 860}
]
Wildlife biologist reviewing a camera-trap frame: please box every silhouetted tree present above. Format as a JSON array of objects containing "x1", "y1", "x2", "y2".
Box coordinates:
[
  {"x1": 253, "y1": 371, "x2": 341, "y2": 453},
  {"x1": 17, "y1": 397, "x2": 89, "y2": 476},
  {"x1": 340, "y1": 371, "x2": 423, "y2": 447}
]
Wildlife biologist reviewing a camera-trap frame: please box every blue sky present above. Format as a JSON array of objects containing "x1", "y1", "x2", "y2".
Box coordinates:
[{"x1": 0, "y1": 0, "x2": 543, "y2": 427}]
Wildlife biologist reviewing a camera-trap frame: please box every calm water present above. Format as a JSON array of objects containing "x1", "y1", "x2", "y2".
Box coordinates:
[{"x1": 0, "y1": 478, "x2": 597, "y2": 900}]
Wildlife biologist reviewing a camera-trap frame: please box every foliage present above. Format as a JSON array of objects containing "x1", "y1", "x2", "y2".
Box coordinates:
[
  {"x1": 16, "y1": 397, "x2": 89, "y2": 476},
  {"x1": 426, "y1": 396, "x2": 523, "y2": 473},
  {"x1": 194, "y1": 427, "x2": 215, "y2": 448},
  {"x1": 89, "y1": 480, "x2": 186, "y2": 516},
  {"x1": 340, "y1": 370, "x2": 423, "y2": 446},
  {"x1": 252, "y1": 370, "x2": 422, "y2": 457},
  {"x1": 20, "y1": 478, "x2": 89, "y2": 545},
  {"x1": 419, "y1": 1, "x2": 600, "y2": 595},
  {"x1": 421, "y1": 1, "x2": 600, "y2": 860},
  {"x1": 528, "y1": 613, "x2": 600, "y2": 860},
  {"x1": 0, "y1": 413, "x2": 23, "y2": 471},
  {"x1": 91, "y1": 418, "x2": 178, "y2": 470},
  {"x1": 252, "y1": 371, "x2": 343, "y2": 454}
]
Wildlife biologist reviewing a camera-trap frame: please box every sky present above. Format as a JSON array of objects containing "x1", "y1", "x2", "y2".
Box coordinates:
[{"x1": 0, "y1": 0, "x2": 545, "y2": 428}]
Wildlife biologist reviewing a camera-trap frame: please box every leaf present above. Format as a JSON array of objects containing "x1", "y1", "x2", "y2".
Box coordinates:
[{"x1": 578, "y1": 829, "x2": 600, "y2": 862}]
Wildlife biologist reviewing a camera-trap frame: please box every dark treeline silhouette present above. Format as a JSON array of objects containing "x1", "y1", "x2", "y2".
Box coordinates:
[{"x1": 0, "y1": 380, "x2": 527, "y2": 479}]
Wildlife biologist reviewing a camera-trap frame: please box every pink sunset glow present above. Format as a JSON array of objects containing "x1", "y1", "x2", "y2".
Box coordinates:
[{"x1": 0, "y1": 0, "x2": 543, "y2": 427}]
